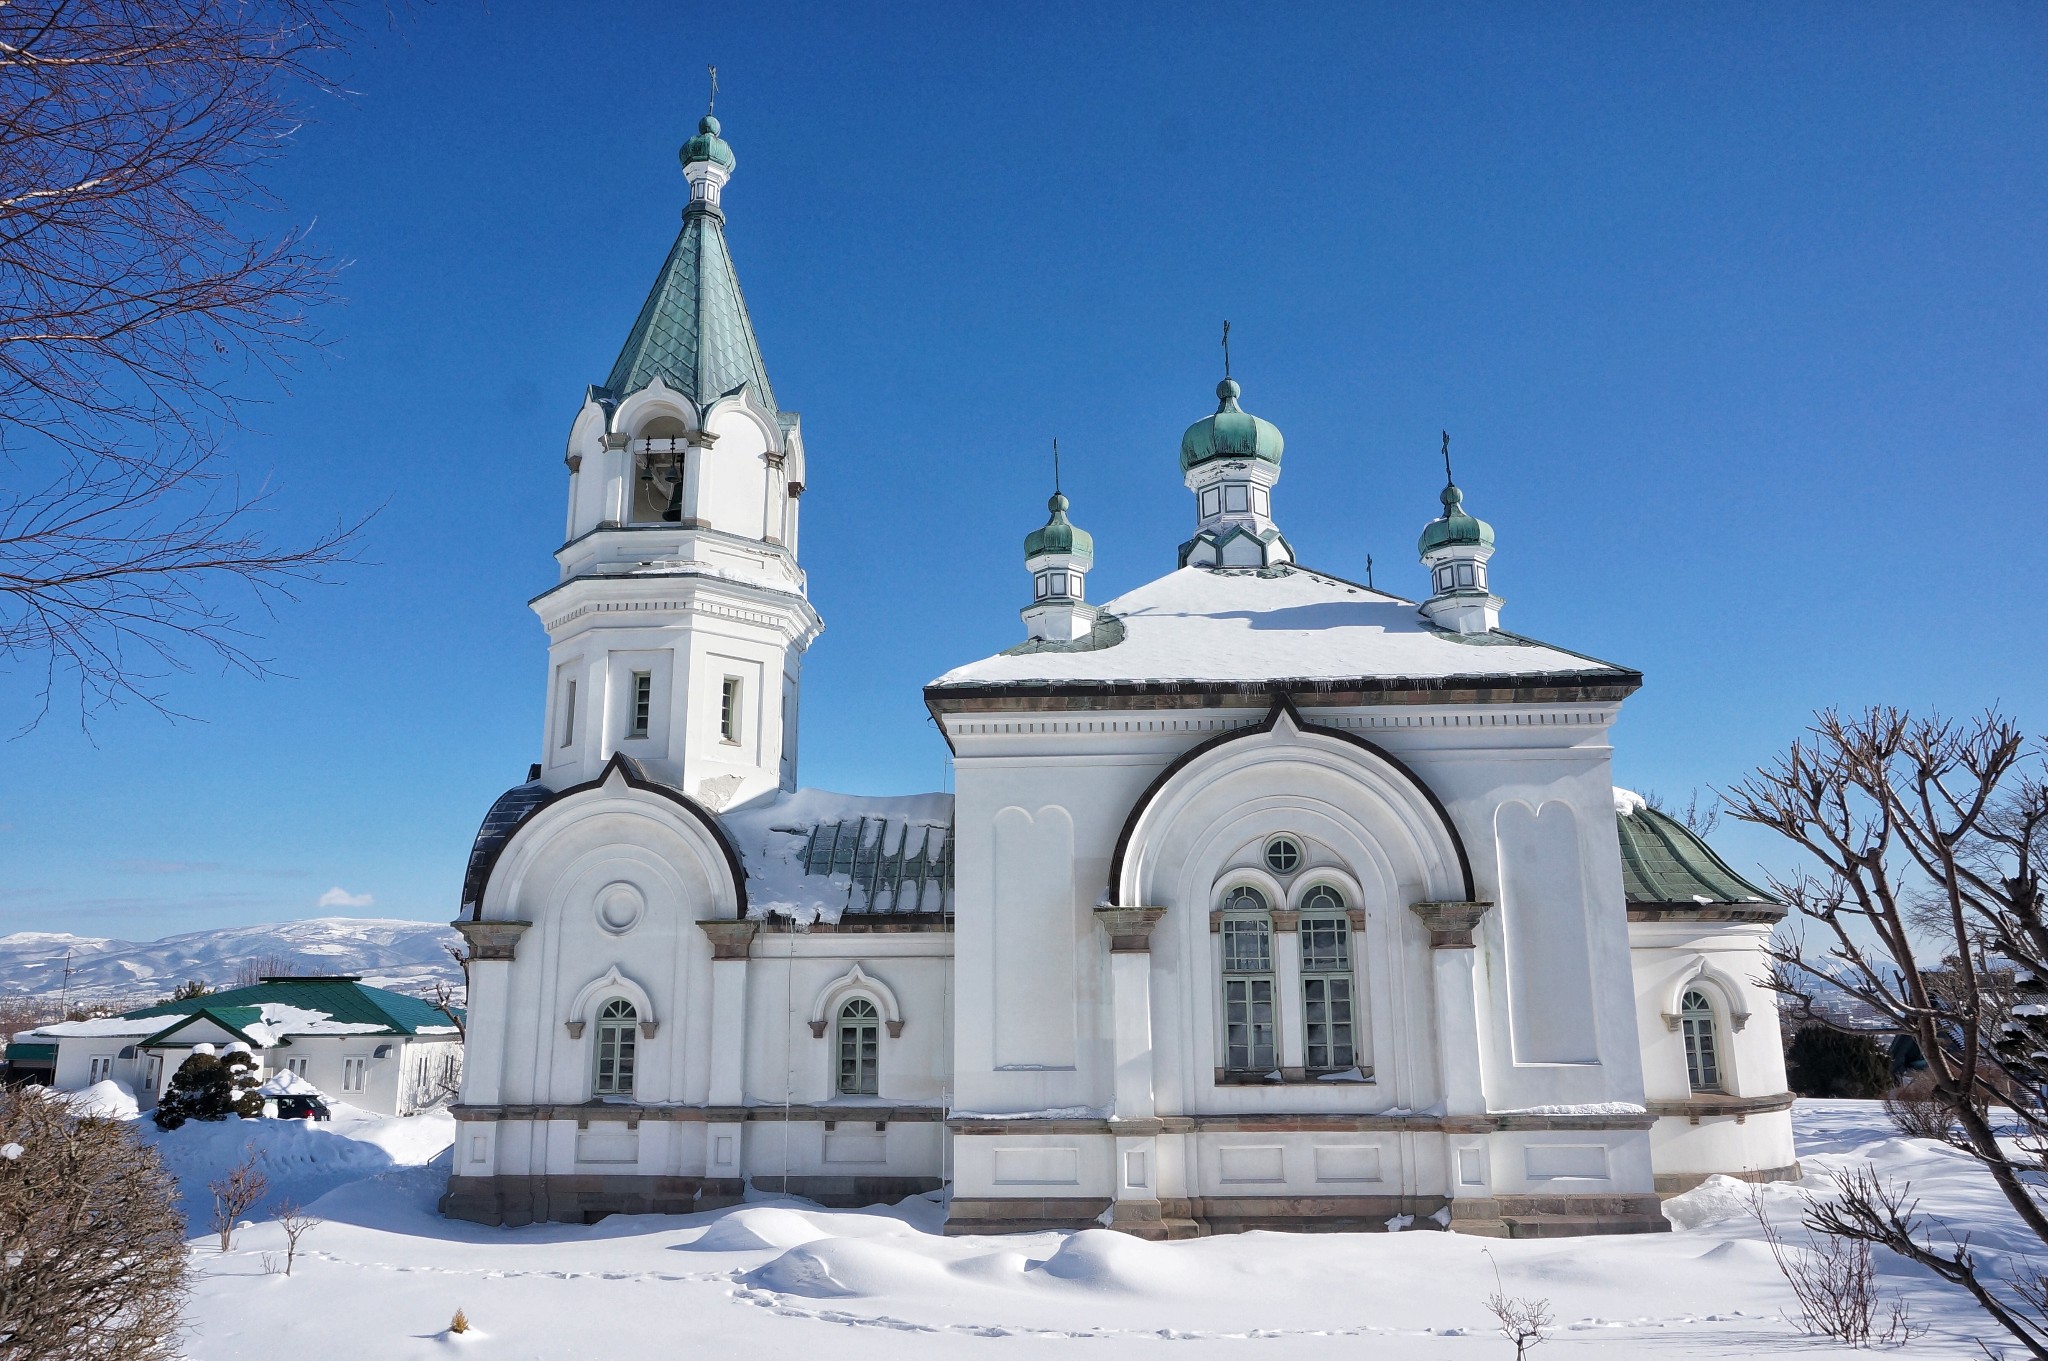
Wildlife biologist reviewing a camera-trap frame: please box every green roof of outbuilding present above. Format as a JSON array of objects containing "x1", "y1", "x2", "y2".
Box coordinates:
[
  {"x1": 1024, "y1": 493, "x2": 1094, "y2": 562},
  {"x1": 1181, "y1": 378, "x2": 1284, "y2": 472},
  {"x1": 603, "y1": 154, "x2": 777, "y2": 413},
  {"x1": 1616, "y1": 803, "x2": 1780, "y2": 908},
  {"x1": 5, "y1": 1042, "x2": 55, "y2": 1063},
  {"x1": 120, "y1": 978, "x2": 456, "y2": 1036}
]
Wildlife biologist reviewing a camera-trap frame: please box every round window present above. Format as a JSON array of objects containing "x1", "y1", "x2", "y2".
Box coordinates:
[{"x1": 1263, "y1": 836, "x2": 1303, "y2": 875}]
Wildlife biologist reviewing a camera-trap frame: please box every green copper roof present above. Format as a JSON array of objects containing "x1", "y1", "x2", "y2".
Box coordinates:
[
  {"x1": 1417, "y1": 482, "x2": 1494, "y2": 556},
  {"x1": 121, "y1": 977, "x2": 456, "y2": 1036},
  {"x1": 1180, "y1": 378, "x2": 1284, "y2": 472},
  {"x1": 1024, "y1": 492, "x2": 1094, "y2": 563},
  {"x1": 603, "y1": 131, "x2": 777, "y2": 412},
  {"x1": 682, "y1": 114, "x2": 735, "y2": 170},
  {"x1": 1616, "y1": 803, "x2": 1781, "y2": 908}
]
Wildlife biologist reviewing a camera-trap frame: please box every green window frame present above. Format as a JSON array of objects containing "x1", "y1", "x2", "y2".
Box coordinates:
[
  {"x1": 837, "y1": 998, "x2": 879, "y2": 1096},
  {"x1": 594, "y1": 998, "x2": 638, "y2": 1096}
]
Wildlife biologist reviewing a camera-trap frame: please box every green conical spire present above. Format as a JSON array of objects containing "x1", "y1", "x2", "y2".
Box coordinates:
[{"x1": 603, "y1": 116, "x2": 776, "y2": 411}]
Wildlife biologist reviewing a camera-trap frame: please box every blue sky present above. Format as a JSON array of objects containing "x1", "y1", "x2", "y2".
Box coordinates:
[{"x1": 3, "y1": 2, "x2": 2044, "y2": 940}]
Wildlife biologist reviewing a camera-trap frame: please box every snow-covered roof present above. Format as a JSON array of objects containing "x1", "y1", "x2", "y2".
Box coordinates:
[
  {"x1": 928, "y1": 565, "x2": 1635, "y2": 694},
  {"x1": 721, "y1": 787, "x2": 953, "y2": 924}
]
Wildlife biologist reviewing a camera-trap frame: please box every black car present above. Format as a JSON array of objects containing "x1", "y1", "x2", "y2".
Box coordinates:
[{"x1": 270, "y1": 1093, "x2": 331, "y2": 1121}]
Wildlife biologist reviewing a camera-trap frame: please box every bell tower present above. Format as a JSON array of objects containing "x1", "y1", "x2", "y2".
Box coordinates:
[{"x1": 534, "y1": 107, "x2": 822, "y2": 811}]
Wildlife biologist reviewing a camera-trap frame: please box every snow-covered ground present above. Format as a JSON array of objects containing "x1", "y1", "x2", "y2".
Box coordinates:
[{"x1": 152, "y1": 1100, "x2": 2017, "y2": 1358}]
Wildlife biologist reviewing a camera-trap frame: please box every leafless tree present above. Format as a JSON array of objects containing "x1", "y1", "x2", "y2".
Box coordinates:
[
  {"x1": 431, "y1": 939, "x2": 468, "y2": 1039},
  {"x1": 1749, "y1": 1179, "x2": 1920, "y2": 1345},
  {"x1": 0, "y1": 0, "x2": 373, "y2": 726},
  {"x1": 0, "y1": 1088, "x2": 189, "y2": 1361},
  {"x1": 208, "y1": 1145, "x2": 267, "y2": 1253},
  {"x1": 274, "y1": 1199, "x2": 321, "y2": 1276},
  {"x1": 1644, "y1": 786, "x2": 1720, "y2": 837},
  {"x1": 233, "y1": 953, "x2": 296, "y2": 988},
  {"x1": 1725, "y1": 706, "x2": 2048, "y2": 1355},
  {"x1": 1481, "y1": 1252, "x2": 1552, "y2": 1360}
]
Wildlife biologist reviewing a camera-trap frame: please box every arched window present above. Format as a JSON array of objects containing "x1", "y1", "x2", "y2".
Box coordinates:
[
  {"x1": 1219, "y1": 886, "x2": 1276, "y2": 1072},
  {"x1": 1681, "y1": 989, "x2": 1722, "y2": 1093},
  {"x1": 837, "y1": 998, "x2": 879, "y2": 1096},
  {"x1": 1299, "y1": 885, "x2": 1357, "y2": 1072},
  {"x1": 593, "y1": 998, "x2": 638, "y2": 1096}
]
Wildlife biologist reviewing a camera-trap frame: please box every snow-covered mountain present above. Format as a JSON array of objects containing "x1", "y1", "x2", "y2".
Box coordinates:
[{"x1": 0, "y1": 917, "x2": 464, "y2": 1004}]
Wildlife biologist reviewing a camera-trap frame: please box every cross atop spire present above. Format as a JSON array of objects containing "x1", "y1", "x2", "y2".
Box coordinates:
[
  {"x1": 706, "y1": 64, "x2": 718, "y2": 115},
  {"x1": 1441, "y1": 429, "x2": 1454, "y2": 485},
  {"x1": 1221, "y1": 320, "x2": 1232, "y2": 380},
  {"x1": 1052, "y1": 437, "x2": 1062, "y2": 496}
]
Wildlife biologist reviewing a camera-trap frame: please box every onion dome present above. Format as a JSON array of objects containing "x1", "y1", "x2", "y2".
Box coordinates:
[
  {"x1": 1024, "y1": 492, "x2": 1094, "y2": 565},
  {"x1": 682, "y1": 114, "x2": 735, "y2": 171},
  {"x1": 1417, "y1": 481, "x2": 1494, "y2": 556},
  {"x1": 1180, "y1": 378, "x2": 1285, "y2": 472}
]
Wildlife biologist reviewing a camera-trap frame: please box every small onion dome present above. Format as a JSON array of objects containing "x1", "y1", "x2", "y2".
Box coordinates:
[
  {"x1": 1180, "y1": 377, "x2": 1285, "y2": 472},
  {"x1": 1417, "y1": 481, "x2": 1495, "y2": 556},
  {"x1": 1023, "y1": 492, "x2": 1094, "y2": 564},
  {"x1": 682, "y1": 114, "x2": 735, "y2": 171}
]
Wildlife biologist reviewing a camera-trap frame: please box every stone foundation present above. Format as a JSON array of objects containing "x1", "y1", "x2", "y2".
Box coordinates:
[
  {"x1": 945, "y1": 1191, "x2": 1671, "y2": 1238},
  {"x1": 1653, "y1": 1161, "x2": 1802, "y2": 1197},
  {"x1": 440, "y1": 1174, "x2": 745, "y2": 1227}
]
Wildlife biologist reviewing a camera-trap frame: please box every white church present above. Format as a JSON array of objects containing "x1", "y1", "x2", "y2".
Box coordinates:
[{"x1": 443, "y1": 114, "x2": 1798, "y2": 1238}]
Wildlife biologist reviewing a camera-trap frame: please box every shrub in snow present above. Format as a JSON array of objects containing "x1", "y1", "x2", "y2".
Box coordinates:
[
  {"x1": 208, "y1": 1147, "x2": 268, "y2": 1253},
  {"x1": 0, "y1": 1088, "x2": 188, "y2": 1360},
  {"x1": 449, "y1": 1308, "x2": 470, "y2": 1334},
  {"x1": 153, "y1": 1048, "x2": 262, "y2": 1130},
  {"x1": 1785, "y1": 1025, "x2": 1891, "y2": 1100}
]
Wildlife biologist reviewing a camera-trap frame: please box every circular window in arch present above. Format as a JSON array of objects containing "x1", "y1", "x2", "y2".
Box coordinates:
[{"x1": 1264, "y1": 836, "x2": 1304, "y2": 876}]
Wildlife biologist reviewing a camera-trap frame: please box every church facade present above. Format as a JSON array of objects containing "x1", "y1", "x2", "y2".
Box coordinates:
[{"x1": 442, "y1": 118, "x2": 1798, "y2": 1238}]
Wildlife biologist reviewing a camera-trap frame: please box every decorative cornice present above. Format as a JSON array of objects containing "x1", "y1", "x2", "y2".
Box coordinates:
[
  {"x1": 451, "y1": 1102, "x2": 946, "y2": 1125},
  {"x1": 454, "y1": 919, "x2": 531, "y2": 962},
  {"x1": 1647, "y1": 1092, "x2": 1794, "y2": 1125},
  {"x1": 946, "y1": 1110, "x2": 1656, "y2": 1135},
  {"x1": 1409, "y1": 900, "x2": 1493, "y2": 949},
  {"x1": 1094, "y1": 906, "x2": 1167, "y2": 952},
  {"x1": 698, "y1": 919, "x2": 759, "y2": 960},
  {"x1": 927, "y1": 675, "x2": 1639, "y2": 716}
]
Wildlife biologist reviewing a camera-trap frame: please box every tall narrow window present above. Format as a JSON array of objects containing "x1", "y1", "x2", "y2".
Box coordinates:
[
  {"x1": 593, "y1": 998, "x2": 638, "y2": 1096},
  {"x1": 1681, "y1": 989, "x2": 1722, "y2": 1093},
  {"x1": 627, "y1": 670, "x2": 652, "y2": 739},
  {"x1": 1299, "y1": 885, "x2": 1357, "y2": 1072},
  {"x1": 342, "y1": 1057, "x2": 367, "y2": 1093},
  {"x1": 1220, "y1": 886, "x2": 1276, "y2": 1072},
  {"x1": 559, "y1": 678, "x2": 577, "y2": 748},
  {"x1": 837, "y1": 998, "x2": 879, "y2": 1096},
  {"x1": 720, "y1": 676, "x2": 742, "y2": 744}
]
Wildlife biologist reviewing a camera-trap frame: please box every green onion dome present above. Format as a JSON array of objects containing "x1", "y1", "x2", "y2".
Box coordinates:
[
  {"x1": 1417, "y1": 482, "x2": 1495, "y2": 556},
  {"x1": 1024, "y1": 492, "x2": 1094, "y2": 564},
  {"x1": 682, "y1": 115, "x2": 735, "y2": 171},
  {"x1": 1180, "y1": 378, "x2": 1285, "y2": 473}
]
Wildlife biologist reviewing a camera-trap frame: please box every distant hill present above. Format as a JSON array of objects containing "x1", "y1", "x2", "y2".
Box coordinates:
[{"x1": 0, "y1": 917, "x2": 464, "y2": 1005}]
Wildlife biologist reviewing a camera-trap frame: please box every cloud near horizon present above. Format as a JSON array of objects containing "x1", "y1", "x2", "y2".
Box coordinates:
[{"x1": 318, "y1": 886, "x2": 376, "y2": 909}]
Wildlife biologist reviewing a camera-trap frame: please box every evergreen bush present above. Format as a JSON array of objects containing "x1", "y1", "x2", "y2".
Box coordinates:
[
  {"x1": 152, "y1": 1049, "x2": 263, "y2": 1130},
  {"x1": 1786, "y1": 1025, "x2": 1893, "y2": 1099}
]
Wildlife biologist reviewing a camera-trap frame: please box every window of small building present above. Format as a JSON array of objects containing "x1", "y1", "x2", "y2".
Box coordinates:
[
  {"x1": 837, "y1": 998, "x2": 879, "y2": 1096},
  {"x1": 593, "y1": 999, "x2": 638, "y2": 1096},
  {"x1": 342, "y1": 1056, "x2": 367, "y2": 1093},
  {"x1": 1220, "y1": 886, "x2": 1277, "y2": 1072},
  {"x1": 1681, "y1": 989, "x2": 1722, "y2": 1093}
]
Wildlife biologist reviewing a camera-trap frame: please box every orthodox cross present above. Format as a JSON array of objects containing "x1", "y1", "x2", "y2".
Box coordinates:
[
  {"x1": 1441, "y1": 429, "x2": 1454, "y2": 484},
  {"x1": 1221, "y1": 320, "x2": 1232, "y2": 379},
  {"x1": 707, "y1": 65, "x2": 719, "y2": 114},
  {"x1": 1366, "y1": 553, "x2": 1375, "y2": 589},
  {"x1": 1052, "y1": 437, "x2": 1062, "y2": 495}
]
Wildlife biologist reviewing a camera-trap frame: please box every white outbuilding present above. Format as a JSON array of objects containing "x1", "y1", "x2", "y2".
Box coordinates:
[
  {"x1": 15, "y1": 976, "x2": 462, "y2": 1117},
  {"x1": 443, "y1": 114, "x2": 1796, "y2": 1235}
]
